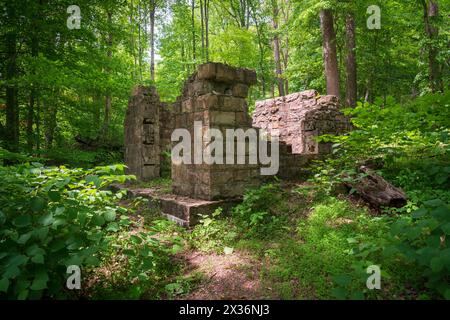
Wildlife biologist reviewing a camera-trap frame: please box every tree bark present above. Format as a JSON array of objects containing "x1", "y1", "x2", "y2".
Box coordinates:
[
  {"x1": 344, "y1": 166, "x2": 408, "y2": 209},
  {"x1": 149, "y1": 0, "x2": 156, "y2": 82},
  {"x1": 204, "y1": 0, "x2": 210, "y2": 61},
  {"x1": 4, "y1": 3, "x2": 19, "y2": 152},
  {"x1": 272, "y1": 0, "x2": 285, "y2": 97},
  {"x1": 320, "y1": 9, "x2": 340, "y2": 98},
  {"x1": 192, "y1": 0, "x2": 196, "y2": 62},
  {"x1": 422, "y1": 0, "x2": 442, "y2": 92},
  {"x1": 102, "y1": 11, "x2": 113, "y2": 141},
  {"x1": 250, "y1": 2, "x2": 267, "y2": 96},
  {"x1": 345, "y1": 13, "x2": 357, "y2": 107},
  {"x1": 200, "y1": 0, "x2": 205, "y2": 61}
]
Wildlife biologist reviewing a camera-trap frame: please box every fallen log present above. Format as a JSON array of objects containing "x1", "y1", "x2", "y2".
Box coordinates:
[{"x1": 345, "y1": 166, "x2": 407, "y2": 208}]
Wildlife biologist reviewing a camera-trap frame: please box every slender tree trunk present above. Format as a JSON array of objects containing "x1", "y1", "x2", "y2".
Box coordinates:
[
  {"x1": 204, "y1": 0, "x2": 210, "y2": 62},
  {"x1": 281, "y1": 0, "x2": 291, "y2": 95},
  {"x1": 345, "y1": 13, "x2": 357, "y2": 107},
  {"x1": 36, "y1": 95, "x2": 40, "y2": 151},
  {"x1": 130, "y1": 0, "x2": 137, "y2": 80},
  {"x1": 5, "y1": 29, "x2": 19, "y2": 152},
  {"x1": 192, "y1": 0, "x2": 196, "y2": 62},
  {"x1": 149, "y1": 0, "x2": 156, "y2": 82},
  {"x1": 44, "y1": 96, "x2": 58, "y2": 149},
  {"x1": 422, "y1": 0, "x2": 442, "y2": 92},
  {"x1": 254, "y1": 16, "x2": 266, "y2": 95},
  {"x1": 102, "y1": 11, "x2": 113, "y2": 141},
  {"x1": 138, "y1": 2, "x2": 143, "y2": 81},
  {"x1": 200, "y1": 0, "x2": 205, "y2": 61},
  {"x1": 272, "y1": 0, "x2": 285, "y2": 97},
  {"x1": 320, "y1": 9, "x2": 340, "y2": 98}
]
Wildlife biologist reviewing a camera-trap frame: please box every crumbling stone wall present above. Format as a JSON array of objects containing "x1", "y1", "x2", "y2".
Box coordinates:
[
  {"x1": 125, "y1": 64, "x2": 351, "y2": 197},
  {"x1": 171, "y1": 63, "x2": 261, "y2": 200},
  {"x1": 253, "y1": 90, "x2": 350, "y2": 155},
  {"x1": 124, "y1": 86, "x2": 164, "y2": 180},
  {"x1": 253, "y1": 90, "x2": 351, "y2": 179}
]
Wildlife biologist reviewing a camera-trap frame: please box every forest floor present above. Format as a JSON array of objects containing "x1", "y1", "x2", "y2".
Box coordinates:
[
  {"x1": 174, "y1": 250, "x2": 270, "y2": 300},
  {"x1": 85, "y1": 179, "x2": 426, "y2": 300}
]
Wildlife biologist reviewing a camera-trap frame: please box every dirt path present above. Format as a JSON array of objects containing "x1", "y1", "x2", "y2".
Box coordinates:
[{"x1": 175, "y1": 250, "x2": 273, "y2": 300}]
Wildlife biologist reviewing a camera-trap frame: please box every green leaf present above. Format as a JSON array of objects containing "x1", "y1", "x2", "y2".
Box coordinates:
[
  {"x1": 172, "y1": 244, "x2": 183, "y2": 254},
  {"x1": 331, "y1": 287, "x2": 347, "y2": 300},
  {"x1": 441, "y1": 223, "x2": 450, "y2": 235},
  {"x1": 332, "y1": 275, "x2": 352, "y2": 287},
  {"x1": 85, "y1": 175, "x2": 101, "y2": 188},
  {"x1": 13, "y1": 215, "x2": 31, "y2": 228},
  {"x1": 30, "y1": 279, "x2": 47, "y2": 291},
  {"x1": 106, "y1": 222, "x2": 119, "y2": 232},
  {"x1": 412, "y1": 208, "x2": 428, "y2": 219},
  {"x1": 7, "y1": 254, "x2": 29, "y2": 268},
  {"x1": 349, "y1": 291, "x2": 365, "y2": 300},
  {"x1": 444, "y1": 289, "x2": 450, "y2": 300},
  {"x1": 30, "y1": 271, "x2": 49, "y2": 291},
  {"x1": 0, "y1": 278, "x2": 9, "y2": 293},
  {"x1": 55, "y1": 207, "x2": 65, "y2": 216},
  {"x1": 130, "y1": 235, "x2": 142, "y2": 244},
  {"x1": 431, "y1": 206, "x2": 450, "y2": 221},
  {"x1": 424, "y1": 199, "x2": 446, "y2": 207},
  {"x1": 31, "y1": 254, "x2": 44, "y2": 264},
  {"x1": 0, "y1": 210, "x2": 5, "y2": 225},
  {"x1": 17, "y1": 289, "x2": 29, "y2": 300},
  {"x1": 104, "y1": 210, "x2": 116, "y2": 222},
  {"x1": 17, "y1": 232, "x2": 32, "y2": 245},
  {"x1": 85, "y1": 256, "x2": 100, "y2": 266},
  {"x1": 92, "y1": 215, "x2": 105, "y2": 227},
  {"x1": 39, "y1": 213, "x2": 54, "y2": 226},
  {"x1": 48, "y1": 190, "x2": 61, "y2": 202},
  {"x1": 430, "y1": 257, "x2": 444, "y2": 273},
  {"x1": 30, "y1": 197, "x2": 46, "y2": 213}
]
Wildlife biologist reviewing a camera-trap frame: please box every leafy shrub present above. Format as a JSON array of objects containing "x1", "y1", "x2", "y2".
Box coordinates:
[
  {"x1": 0, "y1": 162, "x2": 135, "y2": 299},
  {"x1": 232, "y1": 183, "x2": 284, "y2": 238},
  {"x1": 386, "y1": 199, "x2": 450, "y2": 299},
  {"x1": 91, "y1": 219, "x2": 184, "y2": 299},
  {"x1": 189, "y1": 208, "x2": 238, "y2": 253}
]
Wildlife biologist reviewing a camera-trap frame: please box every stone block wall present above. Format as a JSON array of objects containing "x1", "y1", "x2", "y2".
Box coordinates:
[
  {"x1": 124, "y1": 86, "x2": 163, "y2": 180},
  {"x1": 172, "y1": 63, "x2": 261, "y2": 201},
  {"x1": 253, "y1": 90, "x2": 350, "y2": 155},
  {"x1": 253, "y1": 90, "x2": 351, "y2": 180},
  {"x1": 125, "y1": 64, "x2": 351, "y2": 197}
]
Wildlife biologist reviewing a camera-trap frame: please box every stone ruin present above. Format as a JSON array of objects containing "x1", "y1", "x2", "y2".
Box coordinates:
[
  {"x1": 253, "y1": 90, "x2": 351, "y2": 179},
  {"x1": 171, "y1": 63, "x2": 261, "y2": 200},
  {"x1": 124, "y1": 86, "x2": 173, "y2": 180},
  {"x1": 124, "y1": 62, "x2": 350, "y2": 225}
]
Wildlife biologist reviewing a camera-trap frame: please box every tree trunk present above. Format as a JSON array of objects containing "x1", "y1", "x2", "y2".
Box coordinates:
[
  {"x1": 204, "y1": 0, "x2": 210, "y2": 61},
  {"x1": 44, "y1": 99, "x2": 58, "y2": 149},
  {"x1": 192, "y1": 0, "x2": 196, "y2": 62},
  {"x1": 200, "y1": 0, "x2": 205, "y2": 61},
  {"x1": 320, "y1": 9, "x2": 340, "y2": 98},
  {"x1": 5, "y1": 3, "x2": 19, "y2": 151},
  {"x1": 345, "y1": 13, "x2": 357, "y2": 107},
  {"x1": 149, "y1": 0, "x2": 156, "y2": 82},
  {"x1": 272, "y1": 0, "x2": 285, "y2": 97},
  {"x1": 344, "y1": 166, "x2": 408, "y2": 209},
  {"x1": 138, "y1": 3, "x2": 143, "y2": 81},
  {"x1": 252, "y1": 10, "x2": 266, "y2": 96},
  {"x1": 423, "y1": 0, "x2": 442, "y2": 93},
  {"x1": 102, "y1": 11, "x2": 113, "y2": 141}
]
